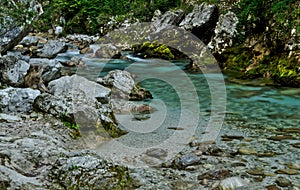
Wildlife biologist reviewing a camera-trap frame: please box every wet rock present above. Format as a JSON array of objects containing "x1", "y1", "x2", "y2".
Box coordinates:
[
  {"x1": 0, "y1": 87, "x2": 40, "y2": 113},
  {"x1": 266, "y1": 185, "x2": 280, "y2": 190},
  {"x1": 279, "y1": 127, "x2": 300, "y2": 133},
  {"x1": 0, "y1": 55, "x2": 30, "y2": 87},
  {"x1": 208, "y1": 11, "x2": 239, "y2": 54},
  {"x1": 94, "y1": 44, "x2": 121, "y2": 58},
  {"x1": 99, "y1": 70, "x2": 152, "y2": 100},
  {"x1": 285, "y1": 163, "x2": 300, "y2": 170},
  {"x1": 179, "y1": 3, "x2": 219, "y2": 44},
  {"x1": 238, "y1": 147, "x2": 257, "y2": 155},
  {"x1": 198, "y1": 169, "x2": 231, "y2": 180},
  {"x1": 218, "y1": 177, "x2": 248, "y2": 190},
  {"x1": 267, "y1": 135, "x2": 296, "y2": 141},
  {"x1": 246, "y1": 168, "x2": 264, "y2": 176},
  {"x1": 29, "y1": 58, "x2": 62, "y2": 83},
  {"x1": 152, "y1": 9, "x2": 185, "y2": 31},
  {"x1": 173, "y1": 154, "x2": 201, "y2": 169},
  {"x1": 20, "y1": 36, "x2": 39, "y2": 47},
  {"x1": 145, "y1": 148, "x2": 168, "y2": 159},
  {"x1": 275, "y1": 169, "x2": 299, "y2": 175},
  {"x1": 221, "y1": 134, "x2": 244, "y2": 141},
  {"x1": 276, "y1": 176, "x2": 291, "y2": 187},
  {"x1": 37, "y1": 40, "x2": 67, "y2": 58}
]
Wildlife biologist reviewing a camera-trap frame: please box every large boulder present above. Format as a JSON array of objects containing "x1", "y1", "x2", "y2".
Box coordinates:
[
  {"x1": 29, "y1": 58, "x2": 62, "y2": 83},
  {"x1": 208, "y1": 11, "x2": 239, "y2": 54},
  {"x1": 33, "y1": 75, "x2": 126, "y2": 137},
  {"x1": 0, "y1": 87, "x2": 40, "y2": 113},
  {"x1": 93, "y1": 44, "x2": 121, "y2": 58},
  {"x1": 0, "y1": 55, "x2": 30, "y2": 87},
  {"x1": 179, "y1": 3, "x2": 219, "y2": 44},
  {"x1": 99, "y1": 70, "x2": 152, "y2": 101},
  {"x1": 36, "y1": 40, "x2": 67, "y2": 59},
  {"x1": 152, "y1": 9, "x2": 185, "y2": 31}
]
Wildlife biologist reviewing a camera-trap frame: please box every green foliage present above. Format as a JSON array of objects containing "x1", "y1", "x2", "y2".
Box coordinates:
[
  {"x1": 233, "y1": 0, "x2": 300, "y2": 47},
  {"x1": 38, "y1": 0, "x2": 181, "y2": 34},
  {"x1": 60, "y1": 112, "x2": 79, "y2": 130}
]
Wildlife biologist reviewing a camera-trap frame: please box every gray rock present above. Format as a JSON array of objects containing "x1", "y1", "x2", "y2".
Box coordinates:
[
  {"x1": 94, "y1": 44, "x2": 121, "y2": 58},
  {"x1": 0, "y1": 87, "x2": 40, "y2": 113},
  {"x1": 179, "y1": 3, "x2": 219, "y2": 44},
  {"x1": 0, "y1": 55, "x2": 30, "y2": 87},
  {"x1": 218, "y1": 177, "x2": 248, "y2": 190},
  {"x1": 208, "y1": 11, "x2": 239, "y2": 54},
  {"x1": 173, "y1": 154, "x2": 201, "y2": 169},
  {"x1": 152, "y1": 9, "x2": 185, "y2": 31},
  {"x1": 20, "y1": 36, "x2": 39, "y2": 47},
  {"x1": 29, "y1": 58, "x2": 62, "y2": 83},
  {"x1": 37, "y1": 40, "x2": 67, "y2": 58},
  {"x1": 34, "y1": 75, "x2": 126, "y2": 137},
  {"x1": 0, "y1": 113, "x2": 21, "y2": 122},
  {"x1": 100, "y1": 70, "x2": 152, "y2": 100},
  {"x1": 49, "y1": 151, "x2": 133, "y2": 189}
]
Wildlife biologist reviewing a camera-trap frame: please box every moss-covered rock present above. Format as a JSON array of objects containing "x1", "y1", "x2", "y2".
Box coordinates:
[{"x1": 132, "y1": 41, "x2": 188, "y2": 60}]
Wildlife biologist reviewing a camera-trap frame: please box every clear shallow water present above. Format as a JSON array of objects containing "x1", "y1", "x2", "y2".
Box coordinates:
[{"x1": 58, "y1": 52, "x2": 300, "y2": 145}]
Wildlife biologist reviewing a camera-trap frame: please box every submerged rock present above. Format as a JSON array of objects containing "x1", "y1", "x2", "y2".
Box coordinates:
[{"x1": 218, "y1": 177, "x2": 248, "y2": 190}]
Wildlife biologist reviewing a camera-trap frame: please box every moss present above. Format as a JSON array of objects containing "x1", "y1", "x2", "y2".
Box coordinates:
[
  {"x1": 221, "y1": 46, "x2": 300, "y2": 87},
  {"x1": 133, "y1": 41, "x2": 175, "y2": 60},
  {"x1": 109, "y1": 165, "x2": 135, "y2": 190}
]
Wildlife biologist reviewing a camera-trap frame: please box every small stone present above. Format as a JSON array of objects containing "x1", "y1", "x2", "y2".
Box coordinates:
[
  {"x1": 275, "y1": 176, "x2": 291, "y2": 187},
  {"x1": 266, "y1": 185, "x2": 280, "y2": 190},
  {"x1": 0, "y1": 132, "x2": 6, "y2": 136},
  {"x1": 145, "y1": 148, "x2": 168, "y2": 159},
  {"x1": 174, "y1": 154, "x2": 201, "y2": 169},
  {"x1": 246, "y1": 168, "x2": 264, "y2": 176},
  {"x1": 238, "y1": 148, "x2": 257, "y2": 155},
  {"x1": 198, "y1": 169, "x2": 231, "y2": 180},
  {"x1": 280, "y1": 127, "x2": 300, "y2": 133},
  {"x1": 275, "y1": 169, "x2": 299, "y2": 175},
  {"x1": 221, "y1": 135, "x2": 244, "y2": 141},
  {"x1": 218, "y1": 177, "x2": 248, "y2": 190},
  {"x1": 257, "y1": 152, "x2": 275, "y2": 157},
  {"x1": 267, "y1": 135, "x2": 296, "y2": 141},
  {"x1": 285, "y1": 163, "x2": 300, "y2": 170},
  {"x1": 291, "y1": 143, "x2": 300, "y2": 148}
]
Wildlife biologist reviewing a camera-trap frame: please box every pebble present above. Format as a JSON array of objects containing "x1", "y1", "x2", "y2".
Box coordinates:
[
  {"x1": 145, "y1": 148, "x2": 168, "y2": 159},
  {"x1": 238, "y1": 148, "x2": 257, "y2": 155},
  {"x1": 218, "y1": 176, "x2": 248, "y2": 190},
  {"x1": 267, "y1": 135, "x2": 296, "y2": 141},
  {"x1": 275, "y1": 169, "x2": 299, "y2": 175},
  {"x1": 285, "y1": 163, "x2": 300, "y2": 170},
  {"x1": 266, "y1": 185, "x2": 280, "y2": 190},
  {"x1": 276, "y1": 176, "x2": 291, "y2": 187},
  {"x1": 246, "y1": 168, "x2": 264, "y2": 176},
  {"x1": 198, "y1": 169, "x2": 231, "y2": 180}
]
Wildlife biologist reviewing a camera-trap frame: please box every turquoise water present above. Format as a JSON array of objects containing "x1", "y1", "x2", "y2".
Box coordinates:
[{"x1": 58, "y1": 52, "x2": 300, "y2": 141}]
